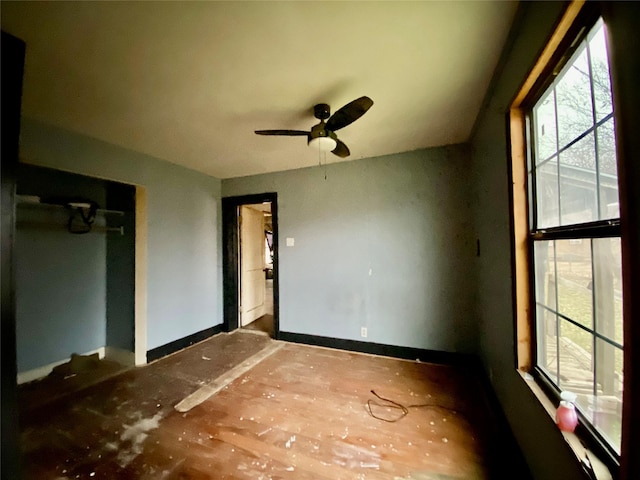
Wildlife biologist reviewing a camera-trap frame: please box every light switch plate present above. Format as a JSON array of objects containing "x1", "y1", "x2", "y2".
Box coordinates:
[{"x1": 286, "y1": 237, "x2": 295, "y2": 247}]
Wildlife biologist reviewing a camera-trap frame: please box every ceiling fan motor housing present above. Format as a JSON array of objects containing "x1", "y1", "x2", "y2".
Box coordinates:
[
  {"x1": 313, "y1": 103, "x2": 331, "y2": 121},
  {"x1": 309, "y1": 123, "x2": 337, "y2": 141}
]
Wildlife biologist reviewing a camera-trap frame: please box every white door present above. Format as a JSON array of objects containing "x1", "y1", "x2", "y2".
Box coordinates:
[{"x1": 240, "y1": 205, "x2": 266, "y2": 326}]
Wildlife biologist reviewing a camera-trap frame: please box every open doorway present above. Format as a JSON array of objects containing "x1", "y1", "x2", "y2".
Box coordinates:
[
  {"x1": 239, "y1": 203, "x2": 274, "y2": 337},
  {"x1": 222, "y1": 193, "x2": 279, "y2": 338}
]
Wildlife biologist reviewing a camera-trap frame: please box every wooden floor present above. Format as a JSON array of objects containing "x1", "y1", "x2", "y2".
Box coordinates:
[{"x1": 18, "y1": 331, "x2": 529, "y2": 479}]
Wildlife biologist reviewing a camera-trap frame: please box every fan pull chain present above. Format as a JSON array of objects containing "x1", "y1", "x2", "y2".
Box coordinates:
[{"x1": 317, "y1": 144, "x2": 328, "y2": 180}]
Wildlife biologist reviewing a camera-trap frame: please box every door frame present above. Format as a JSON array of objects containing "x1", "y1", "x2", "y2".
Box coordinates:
[{"x1": 222, "y1": 192, "x2": 279, "y2": 338}]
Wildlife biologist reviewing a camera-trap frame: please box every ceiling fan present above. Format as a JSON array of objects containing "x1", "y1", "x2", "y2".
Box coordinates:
[{"x1": 255, "y1": 96, "x2": 373, "y2": 158}]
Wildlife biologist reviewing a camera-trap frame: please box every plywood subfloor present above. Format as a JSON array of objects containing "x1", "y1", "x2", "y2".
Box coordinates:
[{"x1": 19, "y1": 332, "x2": 529, "y2": 479}]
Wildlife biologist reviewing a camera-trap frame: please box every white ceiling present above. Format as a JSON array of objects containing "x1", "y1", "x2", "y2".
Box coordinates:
[{"x1": 1, "y1": 1, "x2": 518, "y2": 179}]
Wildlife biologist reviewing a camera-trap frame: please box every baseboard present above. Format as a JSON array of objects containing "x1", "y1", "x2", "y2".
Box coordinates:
[
  {"x1": 146, "y1": 324, "x2": 224, "y2": 363},
  {"x1": 278, "y1": 332, "x2": 477, "y2": 366},
  {"x1": 17, "y1": 347, "x2": 106, "y2": 385},
  {"x1": 105, "y1": 346, "x2": 136, "y2": 367}
]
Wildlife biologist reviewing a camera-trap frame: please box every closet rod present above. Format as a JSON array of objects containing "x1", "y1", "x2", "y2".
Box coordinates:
[
  {"x1": 16, "y1": 222, "x2": 124, "y2": 235},
  {"x1": 16, "y1": 201, "x2": 126, "y2": 216}
]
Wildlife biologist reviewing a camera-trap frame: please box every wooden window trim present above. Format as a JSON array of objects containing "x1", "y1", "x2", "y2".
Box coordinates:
[{"x1": 509, "y1": 107, "x2": 532, "y2": 371}]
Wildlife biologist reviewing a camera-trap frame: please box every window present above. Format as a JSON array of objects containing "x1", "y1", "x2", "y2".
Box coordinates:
[{"x1": 511, "y1": 8, "x2": 625, "y2": 468}]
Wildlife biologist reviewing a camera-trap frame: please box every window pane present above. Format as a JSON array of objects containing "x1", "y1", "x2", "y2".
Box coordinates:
[
  {"x1": 559, "y1": 133, "x2": 597, "y2": 225},
  {"x1": 558, "y1": 319, "x2": 594, "y2": 412},
  {"x1": 536, "y1": 159, "x2": 559, "y2": 228},
  {"x1": 597, "y1": 118, "x2": 619, "y2": 219},
  {"x1": 588, "y1": 22, "x2": 613, "y2": 122},
  {"x1": 561, "y1": 131, "x2": 596, "y2": 170},
  {"x1": 528, "y1": 171, "x2": 534, "y2": 227},
  {"x1": 592, "y1": 338, "x2": 623, "y2": 454},
  {"x1": 534, "y1": 90, "x2": 557, "y2": 162},
  {"x1": 534, "y1": 240, "x2": 556, "y2": 309},
  {"x1": 593, "y1": 237, "x2": 623, "y2": 345},
  {"x1": 556, "y1": 239, "x2": 593, "y2": 329},
  {"x1": 537, "y1": 304, "x2": 558, "y2": 384},
  {"x1": 534, "y1": 240, "x2": 558, "y2": 384},
  {"x1": 556, "y1": 47, "x2": 593, "y2": 148}
]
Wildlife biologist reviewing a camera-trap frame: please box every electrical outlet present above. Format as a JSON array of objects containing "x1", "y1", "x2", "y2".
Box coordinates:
[{"x1": 361, "y1": 327, "x2": 367, "y2": 338}]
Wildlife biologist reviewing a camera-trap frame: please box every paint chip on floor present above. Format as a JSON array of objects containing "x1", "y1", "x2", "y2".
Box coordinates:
[{"x1": 114, "y1": 412, "x2": 163, "y2": 467}]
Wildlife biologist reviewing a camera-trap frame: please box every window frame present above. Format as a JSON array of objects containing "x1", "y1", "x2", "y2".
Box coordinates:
[{"x1": 509, "y1": 1, "x2": 624, "y2": 475}]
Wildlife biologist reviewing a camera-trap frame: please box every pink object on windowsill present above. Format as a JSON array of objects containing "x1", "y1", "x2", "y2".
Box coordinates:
[{"x1": 556, "y1": 391, "x2": 579, "y2": 433}]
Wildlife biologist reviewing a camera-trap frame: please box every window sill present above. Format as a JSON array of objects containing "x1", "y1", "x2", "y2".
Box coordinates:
[{"x1": 517, "y1": 369, "x2": 614, "y2": 480}]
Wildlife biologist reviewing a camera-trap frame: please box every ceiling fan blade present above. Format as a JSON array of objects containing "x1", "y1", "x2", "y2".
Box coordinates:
[
  {"x1": 326, "y1": 96, "x2": 373, "y2": 132},
  {"x1": 332, "y1": 139, "x2": 350, "y2": 158},
  {"x1": 255, "y1": 130, "x2": 309, "y2": 136}
]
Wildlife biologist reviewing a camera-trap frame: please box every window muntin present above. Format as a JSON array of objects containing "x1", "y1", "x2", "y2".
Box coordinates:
[{"x1": 528, "y1": 19, "x2": 623, "y2": 456}]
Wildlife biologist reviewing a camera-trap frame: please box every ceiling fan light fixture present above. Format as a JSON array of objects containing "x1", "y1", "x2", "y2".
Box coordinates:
[{"x1": 308, "y1": 136, "x2": 337, "y2": 152}]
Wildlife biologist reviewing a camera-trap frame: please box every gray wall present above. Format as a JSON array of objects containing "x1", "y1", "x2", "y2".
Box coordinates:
[
  {"x1": 470, "y1": 2, "x2": 631, "y2": 479},
  {"x1": 224, "y1": 146, "x2": 478, "y2": 353},
  {"x1": 19, "y1": 119, "x2": 222, "y2": 351}
]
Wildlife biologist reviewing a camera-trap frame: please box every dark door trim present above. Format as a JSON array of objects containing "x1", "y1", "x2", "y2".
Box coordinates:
[
  {"x1": 1, "y1": 30, "x2": 25, "y2": 479},
  {"x1": 222, "y1": 192, "x2": 279, "y2": 338}
]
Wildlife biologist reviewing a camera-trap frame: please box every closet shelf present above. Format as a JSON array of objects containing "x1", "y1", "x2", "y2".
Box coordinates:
[
  {"x1": 16, "y1": 196, "x2": 126, "y2": 235},
  {"x1": 16, "y1": 198, "x2": 126, "y2": 216}
]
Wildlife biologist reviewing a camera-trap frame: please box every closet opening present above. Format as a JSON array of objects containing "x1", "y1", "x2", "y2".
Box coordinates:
[{"x1": 15, "y1": 164, "x2": 137, "y2": 406}]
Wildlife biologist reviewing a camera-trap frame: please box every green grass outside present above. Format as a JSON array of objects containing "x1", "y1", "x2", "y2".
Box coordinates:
[{"x1": 556, "y1": 282, "x2": 623, "y2": 378}]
